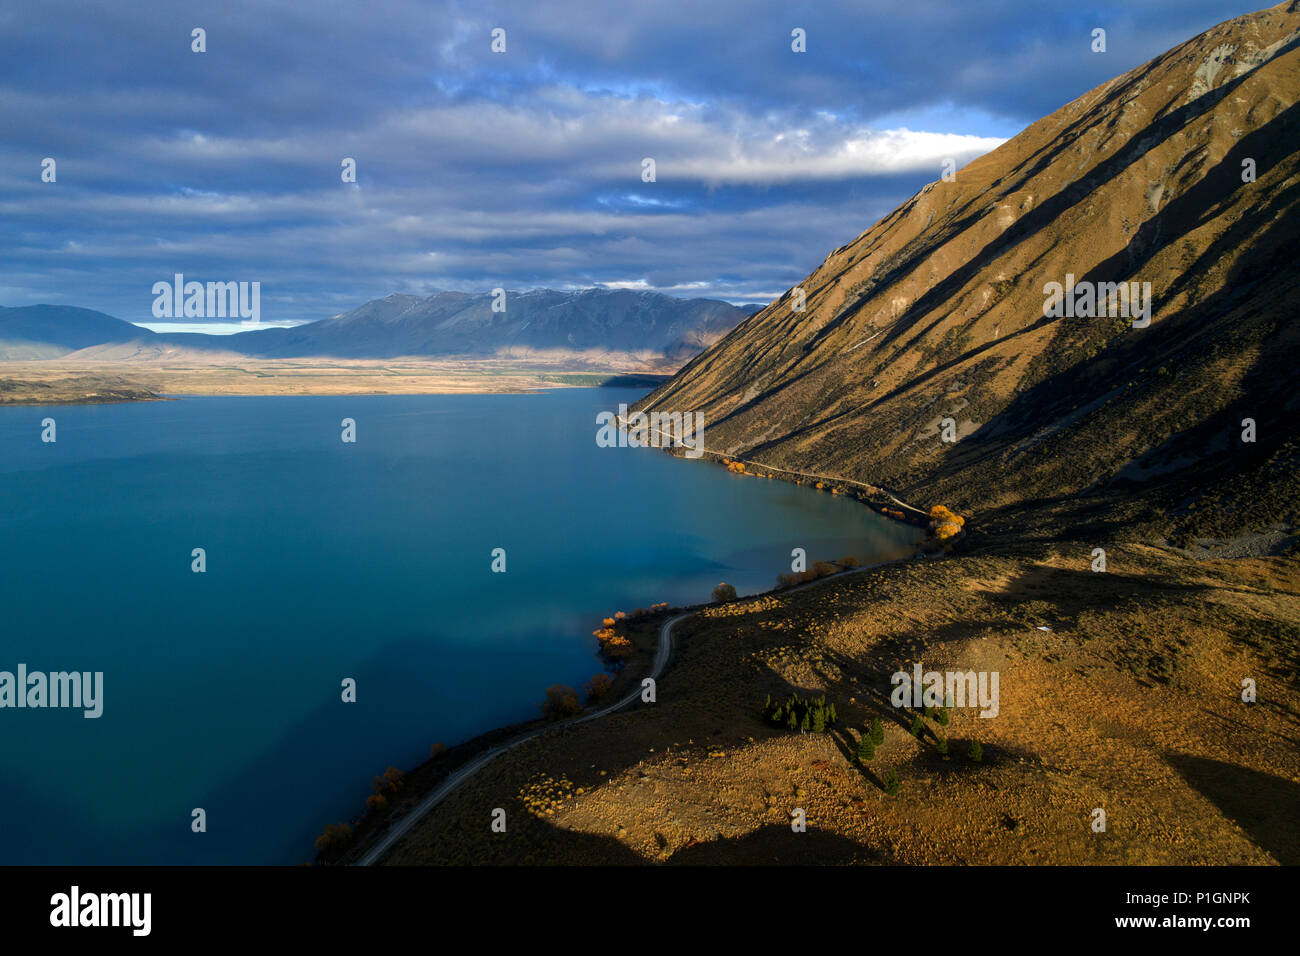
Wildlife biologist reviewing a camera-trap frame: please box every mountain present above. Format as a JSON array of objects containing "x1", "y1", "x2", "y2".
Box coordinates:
[
  {"x1": 0, "y1": 304, "x2": 153, "y2": 360},
  {"x1": 634, "y1": 2, "x2": 1300, "y2": 543},
  {"x1": 3, "y1": 290, "x2": 754, "y2": 364},
  {"x1": 206, "y1": 289, "x2": 753, "y2": 360}
]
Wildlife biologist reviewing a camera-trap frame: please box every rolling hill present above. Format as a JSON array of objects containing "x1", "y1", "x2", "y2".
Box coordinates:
[{"x1": 0, "y1": 304, "x2": 152, "y2": 360}]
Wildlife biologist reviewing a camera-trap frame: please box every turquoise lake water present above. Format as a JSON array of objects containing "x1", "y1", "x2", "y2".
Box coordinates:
[{"x1": 0, "y1": 388, "x2": 920, "y2": 864}]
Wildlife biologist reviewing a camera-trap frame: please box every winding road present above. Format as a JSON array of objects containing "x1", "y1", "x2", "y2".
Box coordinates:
[
  {"x1": 355, "y1": 611, "x2": 689, "y2": 866},
  {"x1": 353, "y1": 538, "x2": 924, "y2": 866}
]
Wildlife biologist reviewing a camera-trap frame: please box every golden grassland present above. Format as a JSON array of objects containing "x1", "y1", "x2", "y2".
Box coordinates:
[
  {"x1": 372, "y1": 538, "x2": 1298, "y2": 865},
  {"x1": 0, "y1": 358, "x2": 670, "y2": 402}
]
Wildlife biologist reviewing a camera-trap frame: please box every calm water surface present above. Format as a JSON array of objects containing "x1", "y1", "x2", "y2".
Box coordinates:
[{"x1": 0, "y1": 388, "x2": 919, "y2": 863}]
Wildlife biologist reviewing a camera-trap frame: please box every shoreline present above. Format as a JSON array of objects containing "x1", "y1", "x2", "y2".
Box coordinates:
[
  {"x1": 364, "y1": 533, "x2": 1299, "y2": 867},
  {"x1": 333, "y1": 477, "x2": 937, "y2": 866},
  {"x1": 612, "y1": 411, "x2": 935, "y2": 527}
]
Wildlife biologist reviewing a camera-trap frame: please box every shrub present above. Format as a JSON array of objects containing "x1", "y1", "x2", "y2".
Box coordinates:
[
  {"x1": 936, "y1": 707, "x2": 951, "y2": 727},
  {"x1": 541, "y1": 684, "x2": 581, "y2": 719},
  {"x1": 585, "y1": 673, "x2": 613, "y2": 701},
  {"x1": 936, "y1": 736, "x2": 948, "y2": 757},
  {"x1": 811, "y1": 561, "x2": 838, "y2": 578},
  {"x1": 429, "y1": 742, "x2": 447, "y2": 760},
  {"x1": 712, "y1": 582, "x2": 738, "y2": 602},
  {"x1": 315, "y1": 823, "x2": 353, "y2": 854},
  {"x1": 869, "y1": 717, "x2": 884, "y2": 744},
  {"x1": 838, "y1": 556, "x2": 861, "y2": 569},
  {"x1": 777, "y1": 572, "x2": 798, "y2": 588},
  {"x1": 884, "y1": 769, "x2": 901, "y2": 796},
  {"x1": 968, "y1": 740, "x2": 983, "y2": 764},
  {"x1": 908, "y1": 714, "x2": 925, "y2": 738},
  {"x1": 365, "y1": 793, "x2": 389, "y2": 813}
]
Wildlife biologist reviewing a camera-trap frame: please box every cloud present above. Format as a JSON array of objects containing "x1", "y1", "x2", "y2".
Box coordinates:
[{"x1": 0, "y1": 0, "x2": 1255, "y2": 319}]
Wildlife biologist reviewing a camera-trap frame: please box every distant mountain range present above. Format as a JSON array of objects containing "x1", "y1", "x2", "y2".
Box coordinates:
[
  {"x1": 635, "y1": 2, "x2": 1300, "y2": 541},
  {"x1": 0, "y1": 289, "x2": 758, "y2": 363}
]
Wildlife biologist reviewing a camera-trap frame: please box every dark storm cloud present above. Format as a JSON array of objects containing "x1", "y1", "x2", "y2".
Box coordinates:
[{"x1": 0, "y1": 0, "x2": 1256, "y2": 322}]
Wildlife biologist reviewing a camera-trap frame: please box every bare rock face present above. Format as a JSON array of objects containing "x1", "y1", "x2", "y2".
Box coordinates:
[{"x1": 636, "y1": 3, "x2": 1300, "y2": 535}]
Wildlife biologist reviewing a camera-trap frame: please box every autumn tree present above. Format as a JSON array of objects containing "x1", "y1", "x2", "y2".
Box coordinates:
[
  {"x1": 314, "y1": 823, "x2": 353, "y2": 854},
  {"x1": 586, "y1": 673, "x2": 613, "y2": 701},
  {"x1": 372, "y1": 766, "x2": 404, "y2": 795},
  {"x1": 601, "y1": 635, "x2": 633, "y2": 659},
  {"x1": 541, "y1": 684, "x2": 581, "y2": 719},
  {"x1": 929, "y1": 504, "x2": 966, "y2": 541}
]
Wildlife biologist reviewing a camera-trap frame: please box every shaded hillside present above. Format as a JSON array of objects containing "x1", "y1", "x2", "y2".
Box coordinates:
[
  {"x1": 0, "y1": 305, "x2": 152, "y2": 359},
  {"x1": 635, "y1": 3, "x2": 1300, "y2": 542},
  {"x1": 173, "y1": 288, "x2": 754, "y2": 360}
]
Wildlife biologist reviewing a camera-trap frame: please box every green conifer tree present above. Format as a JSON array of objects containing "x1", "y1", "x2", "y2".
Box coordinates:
[
  {"x1": 856, "y1": 736, "x2": 874, "y2": 763},
  {"x1": 884, "y1": 769, "x2": 900, "y2": 796}
]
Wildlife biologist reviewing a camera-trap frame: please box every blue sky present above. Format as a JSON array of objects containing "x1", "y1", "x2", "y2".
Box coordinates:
[{"x1": 0, "y1": 0, "x2": 1257, "y2": 324}]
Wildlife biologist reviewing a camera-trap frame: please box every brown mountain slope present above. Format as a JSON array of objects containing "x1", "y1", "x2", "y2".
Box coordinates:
[{"x1": 635, "y1": 2, "x2": 1300, "y2": 542}]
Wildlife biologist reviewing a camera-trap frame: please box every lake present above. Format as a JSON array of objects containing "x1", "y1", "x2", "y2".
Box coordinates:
[{"x1": 0, "y1": 388, "x2": 920, "y2": 864}]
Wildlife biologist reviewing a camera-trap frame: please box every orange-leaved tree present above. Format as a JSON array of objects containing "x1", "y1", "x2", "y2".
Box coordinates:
[
  {"x1": 541, "y1": 684, "x2": 581, "y2": 718},
  {"x1": 586, "y1": 673, "x2": 613, "y2": 700}
]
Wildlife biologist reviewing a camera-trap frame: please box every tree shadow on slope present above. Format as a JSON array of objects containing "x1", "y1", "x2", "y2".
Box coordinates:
[
  {"x1": 992, "y1": 558, "x2": 1206, "y2": 606},
  {"x1": 1165, "y1": 753, "x2": 1300, "y2": 865}
]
